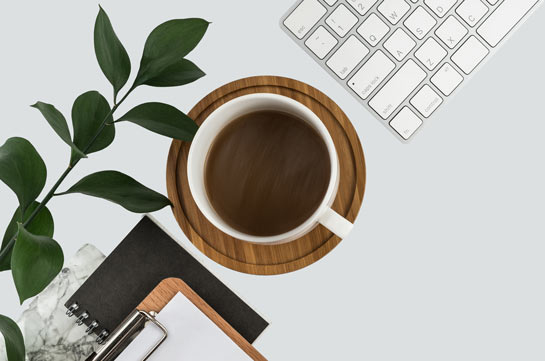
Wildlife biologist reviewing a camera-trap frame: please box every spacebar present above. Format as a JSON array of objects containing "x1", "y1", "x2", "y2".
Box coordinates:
[{"x1": 477, "y1": 0, "x2": 540, "y2": 47}]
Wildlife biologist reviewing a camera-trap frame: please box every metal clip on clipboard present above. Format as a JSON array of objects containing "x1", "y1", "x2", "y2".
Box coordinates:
[
  {"x1": 85, "y1": 309, "x2": 167, "y2": 361},
  {"x1": 84, "y1": 278, "x2": 266, "y2": 361}
]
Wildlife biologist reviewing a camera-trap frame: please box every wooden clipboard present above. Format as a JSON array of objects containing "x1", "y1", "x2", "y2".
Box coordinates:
[{"x1": 137, "y1": 278, "x2": 267, "y2": 361}]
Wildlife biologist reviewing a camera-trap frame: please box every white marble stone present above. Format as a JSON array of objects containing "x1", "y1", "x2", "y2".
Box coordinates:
[{"x1": 0, "y1": 244, "x2": 105, "y2": 361}]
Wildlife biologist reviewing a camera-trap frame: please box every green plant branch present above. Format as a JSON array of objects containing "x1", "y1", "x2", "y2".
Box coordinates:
[
  {"x1": 0, "y1": 11, "x2": 209, "y2": 361},
  {"x1": 0, "y1": 87, "x2": 135, "y2": 265}
]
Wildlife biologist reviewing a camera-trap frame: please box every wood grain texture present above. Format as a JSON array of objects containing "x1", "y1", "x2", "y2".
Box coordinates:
[
  {"x1": 166, "y1": 76, "x2": 366, "y2": 275},
  {"x1": 138, "y1": 278, "x2": 266, "y2": 361}
]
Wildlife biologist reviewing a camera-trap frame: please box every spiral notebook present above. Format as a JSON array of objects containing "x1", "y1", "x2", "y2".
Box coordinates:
[{"x1": 64, "y1": 216, "x2": 268, "y2": 345}]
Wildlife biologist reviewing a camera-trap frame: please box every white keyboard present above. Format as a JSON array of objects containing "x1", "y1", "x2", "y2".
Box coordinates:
[{"x1": 282, "y1": 0, "x2": 543, "y2": 142}]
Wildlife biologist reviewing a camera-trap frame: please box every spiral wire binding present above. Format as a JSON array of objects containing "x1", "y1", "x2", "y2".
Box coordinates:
[
  {"x1": 76, "y1": 311, "x2": 89, "y2": 326},
  {"x1": 66, "y1": 302, "x2": 79, "y2": 317},
  {"x1": 86, "y1": 320, "x2": 99, "y2": 334},
  {"x1": 66, "y1": 302, "x2": 110, "y2": 344},
  {"x1": 96, "y1": 330, "x2": 110, "y2": 345}
]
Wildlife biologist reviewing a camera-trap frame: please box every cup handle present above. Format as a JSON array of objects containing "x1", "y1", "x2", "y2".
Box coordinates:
[{"x1": 319, "y1": 208, "x2": 353, "y2": 239}]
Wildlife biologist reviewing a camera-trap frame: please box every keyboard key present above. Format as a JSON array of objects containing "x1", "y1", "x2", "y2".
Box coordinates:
[
  {"x1": 324, "y1": 0, "x2": 338, "y2": 5},
  {"x1": 305, "y1": 26, "x2": 338, "y2": 59},
  {"x1": 404, "y1": 7, "x2": 437, "y2": 40},
  {"x1": 326, "y1": 4, "x2": 359, "y2": 37},
  {"x1": 456, "y1": 0, "x2": 489, "y2": 27},
  {"x1": 348, "y1": 50, "x2": 396, "y2": 100},
  {"x1": 431, "y1": 63, "x2": 463, "y2": 96},
  {"x1": 424, "y1": 0, "x2": 457, "y2": 17},
  {"x1": 357, "y1": 13, "x2": 390, "y2": 46},
  {"x1": 436, "y1": 16, "x2": 469, "y2": 49},
  {"x1": 390, "y1": 107, "x2": 422, "y2": 140},
  {"x1": 452, "y1": 36, "x2": 489, "y2": 74},
  {"x1": 326, "y1": 35, "x2": 369, "y2": 79},
  {"x1": 477, "y1": 0, "x2": 540, "y2": 47},
  {"x1": 384, "y1": 28, "x2": 416, "y2": 61},
  {"x1": 415, "y1": 38, "x2": 447, "y2": 70},
  {"x1": 370, "y1": 60, "x2": 427, "y2": 119},
  {"x1": 378, "y1": 0, "x2": 411, "y2": 25},
  {"x1": 284, "y1": 0, "x2": 327, "y2": 39},
  {"x1": 347, "y1": 0, "x2": 378, "y2": 16},
  {"x1": 411, "y1": 85, "x2": 443, "y2": 117}
]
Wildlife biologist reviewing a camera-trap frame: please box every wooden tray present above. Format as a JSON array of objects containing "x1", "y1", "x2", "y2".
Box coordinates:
[
  {"x1": 166, "y1": 76, "x2": 366, "y2": 275},
  {"x1": 137, "y1": 278, "x2": 266, "y2": 360}
]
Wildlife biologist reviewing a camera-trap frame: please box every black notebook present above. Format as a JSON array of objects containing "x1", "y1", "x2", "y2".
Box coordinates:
[{"x1": 64, "y1": 216, "x2": 268, "y2": 344}]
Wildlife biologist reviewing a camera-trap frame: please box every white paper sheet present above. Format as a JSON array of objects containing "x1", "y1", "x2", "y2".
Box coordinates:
[{"x1": 116, "y1": 292, "x2": 252, "y2": 360}]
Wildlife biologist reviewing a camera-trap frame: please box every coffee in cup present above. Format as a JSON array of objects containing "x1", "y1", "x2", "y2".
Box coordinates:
[
  {"x1": 188, "y1": 93, "x2": 353, "y2": 244},
  {"x1": 204, "y1": 110, "x2": 331, "y2": 237}
]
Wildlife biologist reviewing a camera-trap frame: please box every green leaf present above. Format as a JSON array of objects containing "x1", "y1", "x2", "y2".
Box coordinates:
[
  {"x1": 117, "y1": 102, "x2": 198, "y2": 141},
  {"x1": 30, "y1": 101, "x2": 86, "y2": 159},
  {"x1": 11, "y1": 224, "x2": 63, "y2": 304},
  {"x1": 144, "y1": 59, "x2": 205, "y2": 87},
  {"x1": 71, "y1": 91, "x2": 115, "y2": 164},
  {"x1": 59, "y1": 171, "x2": 172, "y2": 213},
  {"x1": 0, "y1": 314, "x2": 25, "y2": 361},
  {"x1": 0, "y1": 138, "x2": 47, "y2": 214},
  {"x1": 0, "y1": 202, "x2": 54, "y2": 272},
  {"x1": 135, "y1": 18, "x2": 209, "y2": 86},
  {"x1": 94, "y1": 6, "x2": 131, "y2": 99}
]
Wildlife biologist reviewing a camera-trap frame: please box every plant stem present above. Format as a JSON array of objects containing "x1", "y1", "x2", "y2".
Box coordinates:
[{"x1": 0, "y1": 87, "x2": 135, "y2": 264}]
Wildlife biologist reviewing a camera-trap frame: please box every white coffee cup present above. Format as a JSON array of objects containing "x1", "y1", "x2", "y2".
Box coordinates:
[{"x1": 187, "y1": 93, "x2": 353, "y2": 244}]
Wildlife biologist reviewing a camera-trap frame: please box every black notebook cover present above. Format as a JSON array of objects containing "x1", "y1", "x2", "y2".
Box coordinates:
[{"x1": 64, "y1": 216, "x2": 268, "y2": 343}]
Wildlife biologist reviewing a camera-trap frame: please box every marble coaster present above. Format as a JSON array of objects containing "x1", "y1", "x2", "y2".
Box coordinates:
[{"x1": 0, "y1": 244, "x2": 105, "y2": 361}]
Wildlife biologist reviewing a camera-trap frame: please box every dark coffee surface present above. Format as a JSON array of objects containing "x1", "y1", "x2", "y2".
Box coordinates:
[{"x1": 205, "y1": 110, "x2": 331, "y2": 237}]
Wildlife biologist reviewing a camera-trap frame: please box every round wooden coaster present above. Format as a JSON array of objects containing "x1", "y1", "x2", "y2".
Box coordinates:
[{"x1": 166, "y1": 76, "x2": 366, "y2": 275}]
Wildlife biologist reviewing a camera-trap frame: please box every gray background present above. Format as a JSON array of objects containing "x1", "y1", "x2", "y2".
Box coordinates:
[{"x1": 1, "y1": 0, "x2": 544, "y2": 360}]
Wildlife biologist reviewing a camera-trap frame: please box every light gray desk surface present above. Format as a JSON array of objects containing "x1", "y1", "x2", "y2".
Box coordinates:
[{"x1": 1, "y1": 1, "x2": 544, "y2": 360}]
